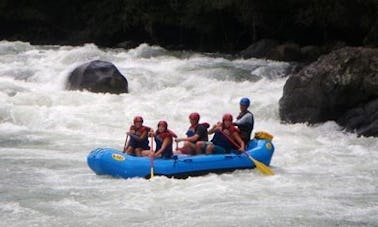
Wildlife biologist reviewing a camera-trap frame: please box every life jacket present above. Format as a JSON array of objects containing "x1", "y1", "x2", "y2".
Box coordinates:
[
  {"x1": 211, "y1": 124, "x2": 240, "y2": 152},
  {"x1": 156, "y1": 129, "x2": 177, "y2": 140},
  {"x1": 236, "y1": 110, "x2": 254, "y2": 144},
  {"x1": 186, "y1": 122, "x2": 209, "y2": 141},
  {"x1": 129, "y1": 125, "x2": 151, "y2": 148},
  {"x1": 129, "y1": 125, "x2": 151, "y2": 135},
  {"x1": 154, "y1": 129, "x2": 176, "y2": 158}
]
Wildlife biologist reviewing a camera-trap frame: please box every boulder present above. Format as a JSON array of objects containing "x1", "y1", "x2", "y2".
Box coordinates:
[
  {"x1": 337, "y1": 99, "x2": 378, "y2": 136},
  {"x1": 115, "y1": 40, "x2": 139, "y2": 49},
  {"x1": 279, "y1": 47, "x2": 378, "y2": 137},
  {"x1": 267, "y1": 43, "x2": 302, "y2": 62},
  {"x1": 364, "y1": 19, "x2": 378, "y2": 47},
  {"x1": 66, "y1": 60, "x2": 128, "y2": 94},
  {"x1": 301, "y1": 45, "x2": 323, "y2": 62},
  {"x1": 240, "y1": 39, "x2": 278, "y2": 59}
]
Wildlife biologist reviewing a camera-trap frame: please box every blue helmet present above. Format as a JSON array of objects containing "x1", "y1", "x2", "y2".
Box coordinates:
[{"x1": 240, "y1": 97, "x2": 250, "y2": 107}]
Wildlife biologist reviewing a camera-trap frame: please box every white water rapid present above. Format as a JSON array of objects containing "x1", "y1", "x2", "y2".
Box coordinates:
[{"x1": 0, "y1": 41, "x2": 377, "y2": 227}]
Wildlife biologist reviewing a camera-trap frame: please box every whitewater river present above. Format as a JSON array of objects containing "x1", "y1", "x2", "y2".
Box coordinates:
[{"x1": 0, "y1": 41, "x2": 377, "y2": 227}]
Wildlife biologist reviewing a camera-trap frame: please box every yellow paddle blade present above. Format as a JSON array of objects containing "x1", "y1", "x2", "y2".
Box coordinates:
[
  {"x1": 150, "y1": 167, "x2": 154, "y2": 178},
  {"x1": 248, "y1": 155, "x2": 275, "y2": 176}
]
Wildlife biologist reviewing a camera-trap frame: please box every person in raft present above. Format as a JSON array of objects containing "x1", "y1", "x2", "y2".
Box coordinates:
[
  {"x1": 197, "y1": 114, "x2": 245, "y2": 154},
  {"x1": 234, "y1": 97, "x2": 254, "y2": 146},
  {"x1": 175, "y1": 112, "x2": 209, "y2": 155},
  {"x1": 142, "y1": 120, "x2": 176, "y2": 159},
  {"x1": 123, "y1": 116, "x2": 151, "y2": 156}
]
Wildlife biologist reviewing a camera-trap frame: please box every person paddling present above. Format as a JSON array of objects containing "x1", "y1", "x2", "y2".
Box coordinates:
[
  {"x1": 142, "y1": 121, "x2": 176, "y2": 159},
  {"x1": 197, "y1": 114, "x2": 245, "y2": 154},
  {"x1": 175, "y1": 112, "x2": 209, "y2": 155},
  {"x1": 234, "y1": 97, "x2": 254, "y2": 146},
  {"x1": 123, "y1": 116, "x2": 151, "y2": 156}
]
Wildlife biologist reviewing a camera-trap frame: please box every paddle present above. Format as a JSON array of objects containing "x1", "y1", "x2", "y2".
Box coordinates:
[
  {"x1": 218, "y1": 129, "x2": 274, "y2": 176},
  {"x1": 149, "y1": 132, "x2": 154, "y2": 178},
  {"x1": 243, "y1": 151, "x2": 275, "y2": 176},
  {"x1": 123, "y1": 134, "x2": 129, "y2": 153}
]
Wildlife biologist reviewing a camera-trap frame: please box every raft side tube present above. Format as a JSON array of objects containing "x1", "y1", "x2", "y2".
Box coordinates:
[{"x1": 87, "y1": 138, "x2": 274, "y2": 179}]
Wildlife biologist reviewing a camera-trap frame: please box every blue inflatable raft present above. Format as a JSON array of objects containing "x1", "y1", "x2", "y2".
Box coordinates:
[{"x1": 87, "y1": 133, "x2": 275, "y2": 179}]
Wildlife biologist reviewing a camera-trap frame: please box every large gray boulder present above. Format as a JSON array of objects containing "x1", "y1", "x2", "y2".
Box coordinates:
[
  {"x1": 279, "y1": 47, "x2": 378, "y2": 137},
  {"x1": 66, "y1": 60, "x2": 128, "y2": 94}
]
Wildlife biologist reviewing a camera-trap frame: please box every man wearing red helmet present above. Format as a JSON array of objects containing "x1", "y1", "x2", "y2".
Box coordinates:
[
  {"x1": 198, "y1": 113, "x2": 245, "y2": 154},
  {"x1": 123, "y1": 116, "x2": 151, "y2": 156},
  {"x1": 175, "y1": 112, "x2": 209, "y2": 155}
]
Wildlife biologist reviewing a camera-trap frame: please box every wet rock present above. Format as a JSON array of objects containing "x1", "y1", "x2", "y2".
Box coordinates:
[
  {"x1": 301, "y1": 45, "x2": 323, "y2": 62},
  {"x1": 279, "y1": 47, "x2": 378, "y2": 137},
  {"x1": 364, "y1": 19, "x2": 378, "y2": 47},
  {"x1": 338, "y1": 99, "x2": 378, "y2": 136},
  {"x1": 240, "y1": 39, "x2": 278, "y2": 59},
  {"x1": 267, "y1": 43, "x2": 302, "y2": 62},
  {"x1": 66, "y1": 60, "x2": 128, "y2": 94},
  {"x1": 115, "y1": 41, "x2": 139, "y2": 49}
]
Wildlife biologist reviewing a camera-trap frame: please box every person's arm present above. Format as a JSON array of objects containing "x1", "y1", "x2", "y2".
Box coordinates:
[
  {"x1": 185, "y1": 124, "x2": 208, "y2": 142},
  {"x1": 129, "y1": 129, "x2": 148, "y2": 141},
  {"x1": 234, "y1": 112, "x2": 253, "y2": 126},
  {"x1": 148, "y1": 129, "x2": 155, "y2": 137},
  {"x1": 127, "y1": 128, "x2": 138, "y2": 140},
  {"x1": 154, "y1": 137, "x2": 172, "y2": 157},
  {"x1": 233, "y1": 131, "x2": 245, "y2": 152},
  {"x1": 126, "y1": 126, "x2": 135, "y2": 136},
  {"x1": 176, "y1": 127, "x2": 201, "y2": 143},
  {"x1": 208, "y1": 122, "x2": 222, "y2": 134},
  {"x1": 177, "y1": 134, "x2": 199, "y2": 143},
  {"x1": 123, "y1": 134, "x2": 130, "y2": 152}
]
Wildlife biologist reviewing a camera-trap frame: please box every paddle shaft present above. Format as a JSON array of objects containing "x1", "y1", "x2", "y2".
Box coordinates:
[
  {"x1": 218, "y1": 129, "x2": 242, "y2": 150},
  {"x1": 150, "y1": 133, "x2": 154, "y2": 178},
  {"x1": 123, "y1": 134, "x2": 129, "y2": 152},
  {"x1": 218, "y1": 129, "x2": 274, "y2": 175}
]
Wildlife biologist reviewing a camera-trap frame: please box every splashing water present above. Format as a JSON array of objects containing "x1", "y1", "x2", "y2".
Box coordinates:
[{"x1": 0, "y1": 41, "x2": 377, "y2": 227}]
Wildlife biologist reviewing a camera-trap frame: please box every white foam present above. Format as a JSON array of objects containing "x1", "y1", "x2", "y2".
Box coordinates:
[{"x1": 0, "y1": 41, "x2": 377, "y2": 227}]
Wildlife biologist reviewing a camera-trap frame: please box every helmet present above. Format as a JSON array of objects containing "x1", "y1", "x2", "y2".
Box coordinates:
[
  {"x1": 222, "y1": 113, "x2": 233, "y2": 122},
  {"x1": 158, "y1": 120, "x2": 168, "y2": 128},
  {"x1": 189, "y1": 112, "x2": 200, "y2": 121},
  {"x1": 240, "y1": 97, "x2": 250, "y2": 107},
  {"x1": 133, "y1": 116, "x2": 143, "y2": 123}
]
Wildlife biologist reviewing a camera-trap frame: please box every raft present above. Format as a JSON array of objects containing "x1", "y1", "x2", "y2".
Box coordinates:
[{"x1": 87, "y1": 133, "x2": 275, "y2": 179}]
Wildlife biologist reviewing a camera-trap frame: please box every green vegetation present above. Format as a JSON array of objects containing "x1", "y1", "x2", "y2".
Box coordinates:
[{"x1": 0, "y1": 0, "x2": 377, "y2": 52}]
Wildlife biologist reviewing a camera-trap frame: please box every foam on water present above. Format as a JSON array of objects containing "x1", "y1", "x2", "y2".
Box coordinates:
[{"x1": 0, "y1": 41, "x2": 377, "y2": 227}]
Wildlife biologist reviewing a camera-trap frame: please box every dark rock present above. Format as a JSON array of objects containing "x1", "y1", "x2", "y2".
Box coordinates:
[
  {"x1": 364, "y1": 19, "x2": 378, "y2": 47},
  {"x1": 338, "y1": 99, "x2": 378, "y2": 136},
  {"x1": 240, "y1": 39, "x2": 278, "y2": 59},
  {"x1": 240, "y1": 39, "x2": 348, "y2": 63},
  {"x1": 279, "y1": 47, "x2": 378, "y2": 137},
  {"x1": 115, "y1": 41, "x2": 139, "y2": 49},
  {"x1": 301, "y1": 45, "x2": 323, "y2": 62},
  {"x1": 66, "y1": 60, "x2": 128, "y2": 94},
  {"x1": 267, "y1": 43, "x2": 302, "y2": 62}
]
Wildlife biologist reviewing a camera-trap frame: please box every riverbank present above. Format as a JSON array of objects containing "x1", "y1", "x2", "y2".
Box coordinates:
[{"x1": 1, "y1": 0, "x2": 377, "y2": 57}]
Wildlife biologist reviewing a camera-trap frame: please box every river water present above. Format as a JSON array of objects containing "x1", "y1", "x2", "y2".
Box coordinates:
[{"x1": 0, "y1": 41, "x2": 377, "y2": 227}]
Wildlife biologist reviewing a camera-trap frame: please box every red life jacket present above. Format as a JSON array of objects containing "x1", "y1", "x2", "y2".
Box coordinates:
[
  {"x1": 221, "y1": 124, "x2": 240, "y2": 145},
  {"x1": 157, "y1": 129, "x2": 177, "y2": 140},
  {"x1": 200, "y1": 122, "x2": 210, "y2": 129},
  {"x1": 186, "y1": 122, "x2": 209, "y2": 136},
  {"x1": 130, "y1": 125, "x2": 151, "y2": 136}
]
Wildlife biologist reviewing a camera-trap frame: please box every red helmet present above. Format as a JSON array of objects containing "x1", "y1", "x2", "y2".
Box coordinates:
[
  {"x1": 189, "y1": 112, "x2": 200, "y2": 121},
  {"x1": 222, "y1": 114, "x2": 233, "y2": 122},
  {"x1": 133, "y1": 116, "x2": 143, "y2": 123},
  {"x1": 158, "y1": 120, "x2": 168, "y2": 128}
]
